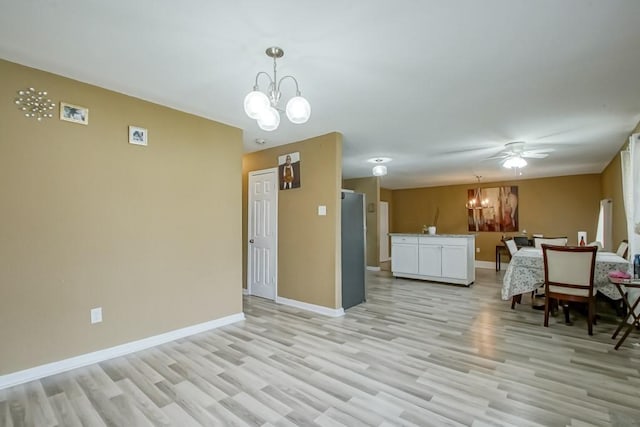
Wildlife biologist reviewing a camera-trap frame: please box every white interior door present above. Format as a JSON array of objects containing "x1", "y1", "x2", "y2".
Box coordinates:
[
  {"x1": 248, "y1": 169, "x2": 278, "y2": 300},
  {"x1": 379, "y1": 201, "x2": 390, "y2": 262}
]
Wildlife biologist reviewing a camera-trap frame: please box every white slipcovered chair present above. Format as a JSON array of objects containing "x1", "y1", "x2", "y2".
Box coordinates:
[
  {"x1": 615, "y1": 240, "x2": 628, "y2": 259},
  {"x1": 587, "y1": 241, "x2": 602, "y2": 251},
  {"x1": 505, "y1": 238, "x2": 518, "y2": 257},
  {"x1": 534, "y1": 237, "x2": 568, "y2": 248}
]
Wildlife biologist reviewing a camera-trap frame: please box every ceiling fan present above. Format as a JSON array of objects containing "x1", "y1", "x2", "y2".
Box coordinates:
[{"x1": 486, "y1": 141, "x2": 553, "y2": 169}]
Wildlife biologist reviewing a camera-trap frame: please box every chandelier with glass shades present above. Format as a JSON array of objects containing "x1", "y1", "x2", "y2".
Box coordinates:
[{"x1": 243, "y1": 47, "x2": 311, "y2": 131}]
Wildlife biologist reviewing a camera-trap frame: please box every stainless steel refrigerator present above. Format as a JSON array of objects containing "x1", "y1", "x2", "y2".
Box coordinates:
[{"x1": 341, "y1": 191, "x2": 366, "y2": 310}]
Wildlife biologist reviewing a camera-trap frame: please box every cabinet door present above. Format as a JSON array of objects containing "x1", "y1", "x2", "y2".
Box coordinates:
[
  {"x1": 419, "y1": 244, "x2": 442, "y2": 277},
  {"x1": 392, "y1": 244, "x2": 419, "y2": 274},
  {"x1": 441, "y1": 245, "x2": 467, "y2": 279}
]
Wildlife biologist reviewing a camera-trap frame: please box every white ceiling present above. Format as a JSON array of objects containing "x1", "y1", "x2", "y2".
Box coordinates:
[{"x1": 2, "y1": 0, "x2": 640, "y2": 189}]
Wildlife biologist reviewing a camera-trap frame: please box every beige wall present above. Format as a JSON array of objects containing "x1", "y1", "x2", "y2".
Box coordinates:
[
  {"x1": 242, "y1": 133, "x2": 343, "y2": 309},
  {"x1": 392, "y1": 174, "x2": 603, "y2": 262},
  {"x1": 0, "y1": 60, "x2": 243, "y2": 375},
  {"x1": 342, "y1": 177, "x2": 380, "y2": 267}
]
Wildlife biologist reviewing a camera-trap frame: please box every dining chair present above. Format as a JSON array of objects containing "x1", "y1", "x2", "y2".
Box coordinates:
[
  {"x1": 542, "y1": 244, "x2": 597, "y2": 335},
  {"x1": 513, "y1": 236, "x2": 531, "y2": 247},
  {"x1": 505, "y1": 238, "x2": 518, "y2": 258},
  {"x1": 534, "y1": 237, "x2": 568, "y2": 248},
  {"x1": 506, "y1": 238, "x2": 521, "y2": 309},
  {"x1": 616, "y1": 239, "x2": 629, "y2": 259},
  {"x1": 587, "y1": 241, "x2": 602, "y2": 251},
  {"x1": 505, "y1": 238, "x2": 540, "y2": 309}
]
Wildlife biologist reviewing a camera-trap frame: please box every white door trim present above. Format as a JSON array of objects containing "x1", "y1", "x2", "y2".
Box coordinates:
[
  {"x1": 379, "y1": 201, "x2": 390, "y2": 262},
  {"x1": 247, "y1": 168, "x2": 278, "y2": 299}
]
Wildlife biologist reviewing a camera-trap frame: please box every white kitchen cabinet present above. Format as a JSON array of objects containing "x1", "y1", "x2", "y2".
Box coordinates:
[
  {"x1": 441, "y1": 245, "x2": 467, "y2": 280},
  {"x1": 391, "y1": 234, "x2": 475, "y2": 286},
  {"x1": 418, "y1": 244, "x2": 441, "y2": 277},
  {"x1": 390, "y1": 235, "x2": 419, "y2": 274}
]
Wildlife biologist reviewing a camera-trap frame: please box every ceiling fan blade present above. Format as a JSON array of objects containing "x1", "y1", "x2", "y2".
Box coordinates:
[
  {"x1": 485, "y1": 154, "x2": 509, "y2": 160},
  {"x1": 523, "y1": 148, "x2": 555, "y2": 154},
  {"x1": 522, "y1": 153, "x2": 548, "y2": 159}
]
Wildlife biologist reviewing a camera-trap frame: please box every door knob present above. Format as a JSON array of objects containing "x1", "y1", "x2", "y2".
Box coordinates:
[{"x1": 249, "y1": 239, "x2": 254, "y2": 243}]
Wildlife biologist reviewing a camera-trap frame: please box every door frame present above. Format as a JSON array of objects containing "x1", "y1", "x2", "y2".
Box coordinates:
[
  {"x1": 247, "y1": 168, "x2": 278, "y2": 298},
  {"x1": 379, "y1": 201, "x2": 390, "y2": 262}
]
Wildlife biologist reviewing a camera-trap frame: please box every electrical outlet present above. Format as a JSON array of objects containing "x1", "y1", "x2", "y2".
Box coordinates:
[
  {"x1": 90, "y1": 307, "x2": 102, "y2": 324},
  {"x1": 476, "y1": 248, "x2": 481, "y2": 253}
]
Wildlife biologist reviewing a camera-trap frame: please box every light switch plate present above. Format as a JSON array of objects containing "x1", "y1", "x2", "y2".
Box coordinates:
[
  {"x1": 318, "y1": 205, "x2": 327, "y2": 216},
  {"x1": 90, "y1": 307, "x2": 102, "y2": 324}
]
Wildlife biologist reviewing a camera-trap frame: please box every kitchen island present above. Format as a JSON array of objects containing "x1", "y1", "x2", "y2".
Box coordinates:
[{"x1": 390, "y1": 233, "x2": 475, "y2": 286}]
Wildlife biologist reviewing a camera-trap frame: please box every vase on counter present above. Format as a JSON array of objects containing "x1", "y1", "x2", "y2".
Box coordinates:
[{"x1": 428, "y1": 226, "x2": 436, "y2": 235}]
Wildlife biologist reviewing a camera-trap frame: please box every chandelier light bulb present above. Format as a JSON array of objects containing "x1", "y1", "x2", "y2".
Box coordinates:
[
  {"x1": 285, "y1": 96, "x2": 311, "y2": 124},
  {"x1": 257, "y1": 106, "x2": 280, "y2": 131},
  {"x1": 244, "y1": 90, "x2": 270, "y2": 119}
]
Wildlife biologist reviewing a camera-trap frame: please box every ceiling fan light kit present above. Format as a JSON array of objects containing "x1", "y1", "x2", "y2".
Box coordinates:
[
  {"x1": 244, "y1": 47, "x2": 311, "y2": 131},
  {"x1": 485, "y1": 141, "x2": 553, "y2": 170},
  {"x1": 502, "y1": 156, "x2": 527, "y2": 169}
]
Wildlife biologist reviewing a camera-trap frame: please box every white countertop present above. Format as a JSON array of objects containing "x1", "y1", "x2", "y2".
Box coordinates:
[{"x1": 389, "y1": 233, "x2": 475, "y2": 238}]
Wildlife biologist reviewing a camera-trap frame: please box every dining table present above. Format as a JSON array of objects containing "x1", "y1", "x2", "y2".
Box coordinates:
[{"x1": 502, "y1": 247, "x2": 630, "y2": 301}]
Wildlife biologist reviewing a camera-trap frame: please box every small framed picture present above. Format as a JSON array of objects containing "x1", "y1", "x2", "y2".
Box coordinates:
[
  {"x1": 128, "y1": 126, "x2": 148, "y2": 146},
  {"x1": 60, "y1": 102, "x2": 89, "y2": 125},
  {"x1": 278, "y1": 152, "x2": 301, "y2": 190}
]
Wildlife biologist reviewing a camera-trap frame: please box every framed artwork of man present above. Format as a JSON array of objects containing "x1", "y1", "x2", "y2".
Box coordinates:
[{"x1": 278, "y1": 152, "x2": 301, "y2": 190}]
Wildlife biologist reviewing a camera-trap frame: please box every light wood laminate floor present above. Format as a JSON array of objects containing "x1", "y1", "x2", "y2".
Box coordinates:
[{"x1": 2, "y1": 269, "x2": 640, "y2": 426}]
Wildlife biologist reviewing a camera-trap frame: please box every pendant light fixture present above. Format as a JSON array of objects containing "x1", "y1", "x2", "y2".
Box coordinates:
[
  {"x1": 244, "y1": 47, "x2": 311, "y2": 131},
  {"x1": 368, "y1": 157, "x2": 392, "y2": 176},
  {"x1": 466, "y1": 176, "x2": 491, "y2": 209}
]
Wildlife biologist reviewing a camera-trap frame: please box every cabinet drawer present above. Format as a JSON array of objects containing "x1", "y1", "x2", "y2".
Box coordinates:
[
  {"x1": 391, "y1": 235, "x2": 419, "y2": 244},
  {"x1": 418, "y1": 237, "x2": 468, "y2": 246}
]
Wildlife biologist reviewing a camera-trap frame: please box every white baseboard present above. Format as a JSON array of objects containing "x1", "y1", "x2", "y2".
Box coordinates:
[
  {"x1": 475, "y1": 260, "x2": 507, "y2": 270},
  {"x1": 0, "y1": 312, "x2": 245, "y2": 391},
  {"x1": 366, "y1": 266, "x2": 381, "y2": 271},
  {"x1": 276, "y1": 296, "x2": 345, "y2": 317}
]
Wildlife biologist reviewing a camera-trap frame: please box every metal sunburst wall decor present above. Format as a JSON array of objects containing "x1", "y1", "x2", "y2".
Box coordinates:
[{"x1": 14, "y1": 87, "x2": 56, "y2": 121}]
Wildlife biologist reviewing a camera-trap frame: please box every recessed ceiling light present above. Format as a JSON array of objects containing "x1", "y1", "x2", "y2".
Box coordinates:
[{"x1": 367, "y1": 157, "x2": 392, "y2": 164}]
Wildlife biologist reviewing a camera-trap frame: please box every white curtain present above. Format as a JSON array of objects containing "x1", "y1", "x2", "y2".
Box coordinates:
[{"x1": 621, "y1": 133, "x2": 640, "y2": 322}]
